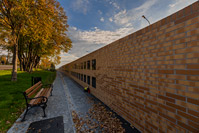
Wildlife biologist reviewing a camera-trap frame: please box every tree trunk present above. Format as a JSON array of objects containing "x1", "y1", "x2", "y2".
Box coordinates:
[
  {"x1": 34, "y1": 56, "x2": 40, "y2": 70},
  {"x1": 22, "y1": 54, "x2": 26, "y2": 71},
  {"x1": 18, "y1": 38, "x2": 22, "y2": 71},
  {"x1": 19, "y1": 61, "x2": 22, "y2": 71},
  {"x1": 11, "y1": 43, "x2": 18, "y2": 81},
  {"x1": 6, "y1": 49, "x2": 9, "y2": 65},
  {"x1": 22, "y1": 60, "x2": 26, "y2": 71}
]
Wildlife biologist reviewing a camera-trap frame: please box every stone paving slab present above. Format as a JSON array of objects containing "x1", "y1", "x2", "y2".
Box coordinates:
[{"x1": 8, "y1": 72, "x2": 74, "y2": 133}]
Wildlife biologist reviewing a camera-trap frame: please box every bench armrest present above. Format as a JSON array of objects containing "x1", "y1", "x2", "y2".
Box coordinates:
[{"x1": 27, "y1": 96, "x2": 48, "y2": 103}]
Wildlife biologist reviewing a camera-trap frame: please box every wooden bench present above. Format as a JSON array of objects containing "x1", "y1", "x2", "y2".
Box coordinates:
[{"x1": 21, "y1": 81, "x2": 53, "y2": 121}]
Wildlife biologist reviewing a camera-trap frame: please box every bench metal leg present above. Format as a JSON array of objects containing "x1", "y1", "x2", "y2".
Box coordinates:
[
  {"x1": 42, "y1": 104, "x2": 47, "y2": 117},
  {"x1": 21, "y1": 107, "x2": 29, "y2": 122},
  {"x1": 51, "y1": 89, "x2": 53, "y2": 96},
  {"x1": 50, "y1": 85, "x2": 53, "y2": 96}
]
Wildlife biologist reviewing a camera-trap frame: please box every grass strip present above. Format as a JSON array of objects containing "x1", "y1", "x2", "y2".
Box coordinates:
[{"x1": 0, "y1": 69, "x2": 56, "y2": 132}]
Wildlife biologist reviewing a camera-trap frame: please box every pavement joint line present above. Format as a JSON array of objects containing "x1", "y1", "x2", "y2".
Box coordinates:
[{"x1": 59, "y1": 72, "x2": 76, "y2": 133}]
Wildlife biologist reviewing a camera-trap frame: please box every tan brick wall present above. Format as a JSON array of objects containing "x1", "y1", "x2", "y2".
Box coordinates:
[{"x1": 60, "y1": 2, "x2": 199, "y2": 132}]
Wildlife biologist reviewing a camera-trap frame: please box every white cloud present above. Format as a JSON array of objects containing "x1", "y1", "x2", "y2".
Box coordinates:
[
  {"x1": 58, "y1": 0, "x2": 197, "y2": 67},
  {"x1": 68, "y1": 26, "x2": 134, "y2": 46},
  {"x1": 57, "y1": 26, "x2": 135, "y2": 67},
  {"x1": 112, "y1": 0, "x2": 158, "y2": 27},
  {"x1": 56, "y1": 53, "x2": 78, "y2": 68},
  {"x1": 100, "y1": 17, "x2": 104, "y2": 22},
  {"x1": 109, "y1": 18, "x2": 113, "y2": 22},
  {"x1": 71, "y1": 0, "x2": 90, "y2": 14},
  {"x1": 111, "y1": 0, "x2": 197, "y2": 29},
  {"x1": 98, "y1": 10, "x2": 102, "y2": 15},
  {"x1": 112, "y1": 2, "x2": 120, "y2": 10},
  {"x1": 168, "y1": 0, "x2": 197, "y2": 14},
  {"x1": 68, "y1": 27, "x2": 134, "y2": 46},
  {"x1": 105, "y1": 0, "x2": 120, "y2": 10},
  {"x1": 169, "y1": 3, "x2": 175, "y2": 8},
  {"x1": 113, "y1": 9, "x2": 131, "y2": 27}
]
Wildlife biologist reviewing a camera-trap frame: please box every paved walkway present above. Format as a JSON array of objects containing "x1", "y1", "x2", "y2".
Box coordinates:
[
  {"x1": 8, "y1": 71, "x2": 137, "y2": 133},
  {"x1": 0, "y1": 65, "x2": 12, "y2": 70},
  {"x1": 8, "y1": 72, "x2": 76, "y2": 133}
]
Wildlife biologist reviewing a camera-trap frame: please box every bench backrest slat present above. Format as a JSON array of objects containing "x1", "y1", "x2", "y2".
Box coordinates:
[
  {"x1": 27, "y1": 84, "x2": 43, "y2": 98},
  {"x1": 25, "y1": 81, "x2": 42, "y2": 94}
]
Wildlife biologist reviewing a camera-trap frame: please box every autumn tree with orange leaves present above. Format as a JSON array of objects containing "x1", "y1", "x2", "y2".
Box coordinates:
[{"x1": 0, "y1": 0, "x2": 72, "y2": 81}]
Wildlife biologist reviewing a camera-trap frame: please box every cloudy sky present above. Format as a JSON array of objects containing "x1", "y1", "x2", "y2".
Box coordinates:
[{"x1": 57, "y1": 0, "x2": 197, "y2": 68}]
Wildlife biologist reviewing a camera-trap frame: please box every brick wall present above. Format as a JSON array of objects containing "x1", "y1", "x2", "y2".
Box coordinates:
[{"x1": 61, "y1": 2, "x2": 199, "y2": 132}]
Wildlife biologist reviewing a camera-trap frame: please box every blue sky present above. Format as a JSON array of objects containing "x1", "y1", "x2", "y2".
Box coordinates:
[
  {"x1": 58, "y1": 0, "x2": 179, "y2": 30},
  {"x1": 58, "y1": 0, "x2": 197, "y2": 67},
  {"x1": 0, "y1": 0, "x2": 196, "y2": 68}
]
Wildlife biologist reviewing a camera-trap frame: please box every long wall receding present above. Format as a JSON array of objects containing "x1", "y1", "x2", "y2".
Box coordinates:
[{"x1": 60, "y1": 2, "x2": 199, "y2": 132}]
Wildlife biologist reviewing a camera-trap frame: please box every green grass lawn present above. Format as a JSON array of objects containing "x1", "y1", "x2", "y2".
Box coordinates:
[{"x1": 0, "y1": 69, "x2": 56, "y2": 132}]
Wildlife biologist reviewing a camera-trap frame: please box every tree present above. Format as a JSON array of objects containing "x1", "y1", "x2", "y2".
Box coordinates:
[
  {"x1": 40, "y1": 56, "x2": 51, "y2": 69},
  {"x1": 50, "y1": 63, "x2": 55, "y2": 70},
  {"x1": 0, "y1": 0, "x2": 72, "y2": 79},
  {"x1": 17, "y1": 0, "x2": 71, "y2": 72},
  {"x1": 0, "y1": 0, "x2": 28, "y2": 81}
]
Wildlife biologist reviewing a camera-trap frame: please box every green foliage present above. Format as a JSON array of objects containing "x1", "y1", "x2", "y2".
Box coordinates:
[
  {"x1": 0, "y1": 69, "x2": 56, "y2": 132},
  {"x1": 17, "y1": 0, "x2": 72, "y2": 72},
  {"x1": 0, "y1": 0, "x2": 72, "y2": 76}
]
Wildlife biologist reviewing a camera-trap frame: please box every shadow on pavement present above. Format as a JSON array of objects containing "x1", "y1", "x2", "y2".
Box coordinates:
[{"x1": 27, "y1": 116, "x2": 64, "y2": 133}]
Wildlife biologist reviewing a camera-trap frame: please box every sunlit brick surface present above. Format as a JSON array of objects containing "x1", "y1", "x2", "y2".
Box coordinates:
[{"x1": 61, "y1": 2, "x2": 199, "y2": 132}]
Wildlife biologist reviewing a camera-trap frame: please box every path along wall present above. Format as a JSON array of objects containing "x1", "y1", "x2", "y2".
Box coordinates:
[
  {"x1": 0, "y1": 65, "x2": 13, "y2": 70},
  {"x1": 61, "y1": 2, "x2": 199, "y2": 132}
]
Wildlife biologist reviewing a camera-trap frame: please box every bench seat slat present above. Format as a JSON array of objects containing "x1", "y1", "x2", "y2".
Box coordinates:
[
  {"x1": 40, "y1": 88, "x2": 48, "y2": 96},
  {"x1": 40, "y1": 88, "x2": 52, "y2": 102},
  {"x1": 28, "y1": 84, "x2": 42, "y2": 98},
  {"x1": 44, "y1": 88, "x2": 50, "y2": 96},
  {"x1": 30, "y1": 88, "x2": 52, "y2": 105},
  {"x1": 29, "y1": 88, "x2": 44, "y2": 105},
  {"x1": 41, "y1": 89, "x2": 49, "y2": 102},
  {"x1": 25, "y1": 81, "x2": 41, "y2": 94},
  {"x1": 45, "y1": 88, "x2": 52, "y2": 98},
  {"x1": 32, "y1": 89, "x2": 46, "y2": 105}
]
